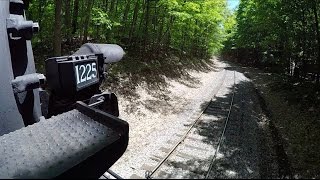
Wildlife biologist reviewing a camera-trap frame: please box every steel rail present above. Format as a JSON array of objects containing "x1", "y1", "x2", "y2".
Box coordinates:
[
  {"x1": 145, "y1": 69, "x2": 229, "y2": 179},
  {"x1": 205, "y1": 70, "x2": 236, "y2": 179}
]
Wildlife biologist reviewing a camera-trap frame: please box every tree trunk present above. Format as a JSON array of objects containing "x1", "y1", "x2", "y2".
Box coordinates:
[
  {"x1": 152, "y1": 2, "x2": 158, "y2": 50},
  {"x1": 165, "y1": 16, "x2": 174, "y2": 48},
  {"x1": 79, "y1": 0, "x2": 85, "y2": 39},
  {"x1": 312, "y1": 0, "x2": 320, "y2": 84},
  {"x1": 193, "y1": 19, "x2": 199, "y2": 55},
  {"x1": 109, "y1": 0, "x2": 115, "y2": 19},
  {"x1": 129, "y1": 0, "x2": 140, "y2": 44},
  {"x1": 301, "y1": 6, "x2": 308, "y2": 79},
  {"x1": 114, "y1": 0, "x2": 119, "y2": 15},
  {"x1": 82, "y1": 0, "x2": 94, "y2": 43},
  {"x1": 105, "y1": 0, "x2": 108, "y2": 10},
  {"x1": 114, "y1": 0, "x2": 121, "y2": 37},
  {"x1": 37, "y1": 0, "x2": 45, "y2": 41},
  {"x1": 138, "y1": 0, "x2": 146, "y2": 39},
  {"x1": 64, "y1": 0, "x2": 72, "y2": 42},
  {"x1": 157, "y1": 10, "x2": 164, "y2": 45},
  {"x1": 54, "y1": 0, "x2": 62, "y2": 56},
  {"x1": 72, "y1": 0, "x2": 79, "y2": 35},
  {"x1": 144, "y1": 0, "x2": 150, "y2": 46},
  {"x1": 122, "y1": 0, "x2": 131, "y2": 36}
]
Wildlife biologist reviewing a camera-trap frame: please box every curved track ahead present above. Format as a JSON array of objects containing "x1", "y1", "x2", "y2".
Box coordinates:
[
  {"x1": 102, "y1": 64, "x2": 279, "y2": 179},
  {"x1": 145, "y1": 70, "x2": 237, "y2": 179}
]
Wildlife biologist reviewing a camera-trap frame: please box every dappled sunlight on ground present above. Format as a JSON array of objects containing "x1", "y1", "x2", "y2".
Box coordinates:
[
  {"x1": 222, "y1": 58, "x2": 320, "y2": 178},
  {"x1": 104, "y1": 58, "x2": 279, "y2": 178}
]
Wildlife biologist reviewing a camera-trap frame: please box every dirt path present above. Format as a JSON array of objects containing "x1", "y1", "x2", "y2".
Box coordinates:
[{"x1": 102, "y1": 58, "x2": 278, "y2": 179}]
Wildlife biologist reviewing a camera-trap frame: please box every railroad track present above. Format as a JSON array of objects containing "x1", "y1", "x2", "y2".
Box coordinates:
[
  {"x1": 143, "y1": 69, "x2": 237, "y2": 179},
  {"x1": 101, "y1": 67, "x2": 279, "y2": 179},
  {"x1": 102, "y1": 68, "x2": 271, "y2": 179}
]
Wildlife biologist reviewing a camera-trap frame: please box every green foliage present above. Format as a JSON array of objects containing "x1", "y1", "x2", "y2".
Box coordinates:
[
  {"x1": 224, "y1": 0, "x2": 320, "y2": 82},
  {"x1": 92, "y1": 8, "x2": 112, "y2": 28},
  {"x1": 27, "y1": 0, "x2": 229, "y2": 59}
]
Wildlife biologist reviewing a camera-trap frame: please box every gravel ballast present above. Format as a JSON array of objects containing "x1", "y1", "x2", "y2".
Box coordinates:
[{"x1": 102, "y1": 58, "x2": 278, "y2": 179}]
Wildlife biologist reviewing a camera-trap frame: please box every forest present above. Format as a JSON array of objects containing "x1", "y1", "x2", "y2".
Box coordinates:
[
  {"x1": 26, "y1": 0, "x2": 229, "y2": 73},
  {"x1": 24, "y1": 1, "x2": 320, "y2": 178},
  {"x1": 25, "y1": 0, "x2": 320, "y2": 79},
  {"x1": 221, "y1": 0, "x2": 320, "y2": 118},
  {"x1": 27, "y1": 0, "x2": 320, "y2": 86},
  {"x1": 223, "y1": 0, "x2": 320, "y2": 84},
  {"x1": 25, "y1": 0, "x2": 320, "y2": 102}
]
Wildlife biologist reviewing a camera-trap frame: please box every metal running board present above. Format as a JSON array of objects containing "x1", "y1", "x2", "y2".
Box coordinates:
[{"x1": 0, "y1": 102, "x2": 129, "y2": 178}]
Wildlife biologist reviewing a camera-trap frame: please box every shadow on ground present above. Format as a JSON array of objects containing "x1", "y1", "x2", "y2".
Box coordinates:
[
  {"x1": 156, "y1": 70, "x2": 277, "y2": 179},
  {"x1": 223, "y1": 59, "x2": 320, "y2": 178},
  {"x1": 101, "y1": 56, "x2": 221, "y2": 114}
]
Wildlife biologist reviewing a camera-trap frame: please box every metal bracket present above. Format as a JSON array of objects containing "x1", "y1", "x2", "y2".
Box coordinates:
[
  {"x1": 12, "y1": 73, "x2": 46, "y2": 94},
  {"x1": 7, "y1": 14, "x2": 39, "y2": 40},
  {"x1": 87, "y1": 92, "x2": 119, "y2": 117}
]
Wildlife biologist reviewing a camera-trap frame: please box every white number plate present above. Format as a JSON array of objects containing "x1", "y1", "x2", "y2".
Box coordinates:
[{"x1": 74, "y1": 61, "x2": 98, "y2": 89}]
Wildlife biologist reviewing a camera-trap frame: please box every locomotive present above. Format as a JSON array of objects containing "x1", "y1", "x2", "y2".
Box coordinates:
[{"x1": 0, "y1": 0, "x2": 128, "y2": 178}]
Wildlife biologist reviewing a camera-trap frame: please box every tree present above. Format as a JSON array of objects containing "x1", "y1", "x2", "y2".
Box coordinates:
[
  {"x1": 29, "y1": 0, "x2": 227, "y2": 59},
  {"x1": 53, "y1": 0, "x2": 62, "y2": 56},
  {"x1": 64, "y1": 0, "x2": 72, "y2": 42},
  {"x1": 82, "y1": 0, "x2": 94, "y2": 43},
  {"x1": 72, "y1": 0, "x2": 79, "y2": 35}
]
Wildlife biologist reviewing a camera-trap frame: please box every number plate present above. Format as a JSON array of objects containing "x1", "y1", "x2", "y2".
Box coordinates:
[
  {"x1": 46, "y1": 54, "x2": 102, "y2": 96},
  {"x1": 74, "y1": 60, "x2": 99, "y2": 90}
]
